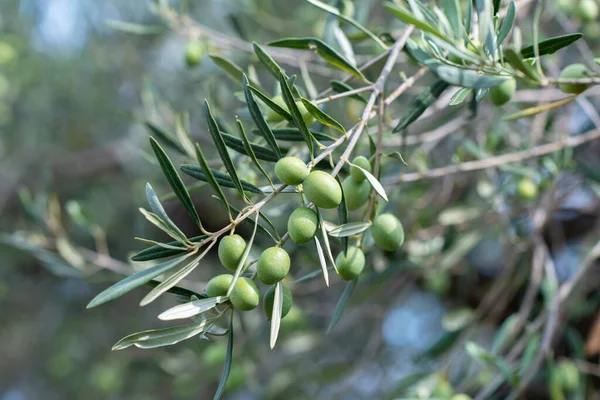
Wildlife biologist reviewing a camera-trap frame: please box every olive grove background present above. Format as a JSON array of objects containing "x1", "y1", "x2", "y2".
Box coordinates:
[{"x1": 2, "y1": 0, "x2": 600, "y2": 399}]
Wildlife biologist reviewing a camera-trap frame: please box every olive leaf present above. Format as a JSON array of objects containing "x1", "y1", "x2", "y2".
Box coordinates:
[
  {"x1": 247, "y1": 84, "x2": 294, "y2": 122},
  {"x1": 328, "y1": 222, "x2": 371, "y2": 237},
  {"x1": 146, "y1": 122, "x2": 185, "y2": 155},
  {"x1": 300, "y1": 98, "x2": 346, "y2": 135},
  {"x1": 139, "y1": 208, "x2": 189, "y2": 244},
  {"x1": 209, "y1": 54, "x2": 244, "y2": 83},
  {"x1": 449, "y1": 87, "x2": 472, "y2": 105},
  {"x1": 181, "y1": 164, "x2": 264, "y2": 195},
  {"x1": 497, "y1": 1, "x2": 516, "y2": 46},
  {"x1": 476, "y1": 0, "x2": 497, "y2": 60},
  {"x1": 439, "y1": 0, "x2": 462, "y2": 40},
  {"x1": 351, "y1": 164, "x2": 388, "y2": 201},
  {"x1": 243, "y1": 74, "x2": 282, "y2": 158},
  {"x1": 213, "y1": 314, "x2": 234, "y2": 400},
  {"x1": 212, "y1": 195, "x2": 279, "y2": 242},
  {"x1": 269, "y1": 282, "x2": 283, "y2": 349},
  {"x1": 384, "y1": 2, "x2": 447, "y2": 41},
  {"x1": 253, "y1": 42, "x2": 284, "y2": 78},
  {"x1": 149, "y1": 137, "x2": 202, "y2": 228},
  {"x1": 330, "y1": 80, "x2": 367, "y2": 103},
  {"x1": 393, "y1": 80, "x2": 449, "y2": 132},
  {"x1": 191, "y1": 144, "x2": 232, "y2": 218},
  {"x1": 268, "y1": 37, "x2": 366, "y2": 80},
  {"x1": 503, "y1": 47, "x2": 540, "y2": 81},
  {"x1": 278, "y1": 72, "x2": 314, "y2": 154},
  {"x1": 314, "y1": 237, "x2": 330, "y2": 287},
  {"x1": 434, "y1": 65, "x2": 508, "y2": 88},
  {"x1": 145, "y1": 280, "x2": 206, "y2": 301},
  {"x1": 327, "y1": 278, "x2": 358, "y2": 333},
  {"x1": 204, "y1": 100, "x2": 248, "y2": 201},
  {"x1": 158, "y1": 296, "x2": 228, "y2": 321},
  {"x1": 520, "y1": 33, "x2": 583, "y2": 59},
  {"x1": 220, "y1": 130, "x2": 281, "y2": 162},
  {"x1": 86, "y1": 252, "x2": 195, "y2": 308},
  {"x1": 234, "y1": 118, "x2": 275, "y2": 187},
  {"x1": 145, "y1": 183, "x2": 189, "y2": 244},
  {"x1": 503, "y1": 96, "x2": 576, "y2": 121},
  {"x1": 256, "y1": 128, "x2": 335, "y2": 142}
]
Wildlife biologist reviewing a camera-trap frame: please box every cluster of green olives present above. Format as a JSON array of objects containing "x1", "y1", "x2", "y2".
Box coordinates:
[{"x1": 205, "y1": 234, "x2": 293, "y2": 318}]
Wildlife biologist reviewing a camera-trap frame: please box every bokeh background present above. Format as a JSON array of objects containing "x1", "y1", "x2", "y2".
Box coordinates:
[{"x1": 2, "y1": 0, "x2": 600, "y2": 399}]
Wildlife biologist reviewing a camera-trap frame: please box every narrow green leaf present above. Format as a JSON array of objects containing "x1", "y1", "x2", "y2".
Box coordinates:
[
  {"x1": 352, "y1": 165, "x2": 387, "y2": 201},
  {"x1": 268, "y1": 37, "x2": 366, "y2": 80},
  {"x1": 146, "y1": 122, "x2": 185, "y2": 154},
  {"x1": 145, "y1": 280, "x2": 206, "y2": 300},
  {"x1": 384, "y1": 3, "x2": 447, "y2": 41},
  {"x1": 226, "y1": 215, "x2": 259, "y2": 297},
  {"x1": 247, "y1": 84, "x2": 293, "y2": 122},
  {"x1": 314, "y1": 237, "x2": 330, "y2": 287},
  {"x1": 318, "y1": 210, "x2": 336, "y2": 276},
  {"x1": 416, "y1": 329, "x2": 463, "y2": 359},
  {"x1": 132, "y1": 236, "x2": 205, "y2": 261},
  {"x1": 139, "y1": 208, "x2": 188, "y2": 244},
  {"x1": 234, "y1": 119, "x2": 275, "y2": 187},
  {"x1": 449, "y1": 87, "x2": 472, "y2": 105},
  {"x1": 328, "y1": 222, "x2": 371, "y2": 238},
  {"x1": 87, "y1": 253, "x2": 194, "y2": 308},
  {"x1": 330, "y1": 80, "x2": 367, "y2": 103},
  {"x1": 336, "y1": 175, "x2": 349, "y2": 255},
  {"x1": 434, "y1": 65, "x2": 508, "y2": 88},
  {"x1": 105, "y1": 20, "x2": 163, "y2": 35},
  {"x1": 393, "y1": 80, "x2": 449, "y2": 132},
  {"x1": 385, "y1": 151, "x2": 408, "y2": 166},
  {"x1": 439, "y1": 0, "x2": 463, "y2": 39},
  {"x1": 175, "y1": 113, "x2": 196, "y2": 158},
  {"x1": 149, "y1": 137, "x2": 201, "y2": 227},
  {"x1": 306, "y1": 0, "x2": 388, "y2": 49},
  {"x1": 491, "y1": 314, "x2": 518, "y2": 353},
  {"x1": 504, "y1": 47, "x2": 540, "y2": 81},
  {"x1": 476, "y1": 0, "x2": 497, "y2": 60},
  {"x1": 112, "y1": 319, "x2": 212, "y2": 351},
  {"x1": 145, "y1": 183, "x2": 188, "y2": 243},
  {"x1": 213, "y1": 314, "x2": 233, "y2": 400},
  {"x1": 158, "y1": 296, "x2": 227, "y2": 320},
  {"x1": 181, "y1": 164, "x2": 263, "y2": 194},
  {"x1": 278, "y1": 72, "x2": 314, "y2": 154},
  {"x1": 503, "y1": 96, "x2": 576, "y2": 120},
  {"x1": 242, "y1": 75, "x2": 282, "y2": 158},
  {"x1": 497, "y1": 1, "x2": 516, "y2": 46},
  {"x1": 209, "y1": 54, "x2": 244, "y2": 83},
  {"x1": 256, "y1": 128, "x2": 335, "y2": 142},
  {"x1": 300, "y1": 98, "x2": 346, "y2": 134},
  {"x1": 269, "y1": 282, "x2": 283, "y2": 349},
  {"x1": 520, "y1": 33, "x2": 583, "y2": 58},
  {"x1": 327, "y1": 278, "x2": 358, "y2": 333},
  {"x1": 193, "y1": 144, "x2": 231, "y2": 216},
  {"x1": 220, "y1": 131, "x2": 281, "y2": 162},
  {"x1": 465, "y1": 0, "x2": 473, "y2": 39},
  {"x1": 204, "y1": 100, "x2": 247, "y2": 201},
  {"x1": 253, "y1": 42, "x2": 284, "y2": 78}
]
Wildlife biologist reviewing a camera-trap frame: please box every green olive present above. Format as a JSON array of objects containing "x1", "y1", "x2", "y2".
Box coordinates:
[
  {"x1": 263, "y1": 285, "x2": 293, "y2": 319},
  {"x1": 517, "y1": 177, "x2": 538, "y2": 200},
  {"x1": 266, "y1": 95, "x2": 287, "y2": 122},
  {"x1": 185, "y1": 41, "x2": 204, "y2": 67},
  {"x1": 288, "y1": 207, "x2": 318, "y2": 244},
  {"x1": 302, "y1": 170, "x2": 342, "y2": 209},
  {"x1": 335, "y1": 246, "x2": 365, "y2": 280},
  {"x1": 488, "y1": 78, "x2": 516, "y2": 106},
  {"x1": 350, "y1": 155, "x2": 371, "y2": 182},
  {"x1": 275, "y1": 156, "x2": 308, "y2": 185},
  {"x1": 342, "y1": 176, "x2": 371, "y2": 211},
  {"x1": 218, "y1": 234, "x2": 246, "y2": 271},
  {"x1": 558, "y1": 63, "x2": 592, "y2": 94},
  {"x1": 257, "y1": 247, "x2": 291, "y2": 284},
  {"x1": 229, "y1": 277, "x2": 260, "y2": 311},
  {"x1": 553, "y1": 360, "x2": 580, "y2": 391},
  {"x1": 576, "y1": 0, "x2": 599, "y2": 21},
  {"x1": 371, "y1": 213, "x2": 405, "y2": 251},
  {"x1": 295, "y1": 100, "x2": 316, "y2": 126},
  {"x1": 205, "y1": 274, "x2": 234, "y2": 297}
]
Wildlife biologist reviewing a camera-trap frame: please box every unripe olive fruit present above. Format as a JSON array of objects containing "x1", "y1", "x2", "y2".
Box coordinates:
[
  {"x1": 371, "y1": 213, "x2": 405, "y2": 251},
  {"x1": 335, "y1": 246, "x2": 365, "y2": 280},
  {"x1": 488, "y1": 78, "x2": 516, "y2": 106},
  {"x1": 342, "y1": 176, "x2": 371, "y2": 211},
  {"x1": 205, "y1": 274, "x2": 234, "y2": 297},
  {"x1": 275, "y1": 156, "x2": 308, "y2": 185},
  {"x1": 218, "y1": 234, "x2": 246, "y2": 271},
  {"x1": 517, "y1": 177, "x2": 538, "y2": 200},
  {"x1": 288, "y1": 207, "x2": 318, "y2": 244},
  {"x1": 263, "y1": 285, "x2": 293, "y2": 319},
  {"x1": 257, "y1": 247, "x2": 291, "y2": 284},
  {"x1": 350, "y1": 155, "x2": 371, "y2": 182},
  {"x1": 266, "y1": 96, "x2": 287, "y2": 122},
  {"x1": 558, "y1": 63, "x2": 592, "y2": 94},
  {"x1": 553, "y1": 360, "x2": 580, "y2": 391},
  {"x1": 229, "y1": 277, "x2": 260, "y2": 311},
  {"x1": 302, "y1": 170, "x2": 342, "y2": 209},
  {"x1": 576, "y1": 0, "x2": 599, "y2": 22},
  {"x1": 295, "y1": 100, "x2": 316, "y2": 126},
  {"x1": 185, "y1": 41, "x2": 204, "y2": 67}
]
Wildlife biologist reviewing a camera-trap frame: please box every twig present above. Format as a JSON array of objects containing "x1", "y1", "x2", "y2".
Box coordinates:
[{"x1": 385, "y1": 128, "x2": 600, "y2": 184}]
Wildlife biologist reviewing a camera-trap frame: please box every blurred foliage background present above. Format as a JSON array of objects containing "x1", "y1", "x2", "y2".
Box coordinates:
[{"x1": 3, "y1": 0, "x2": 600, "y2": 399}]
